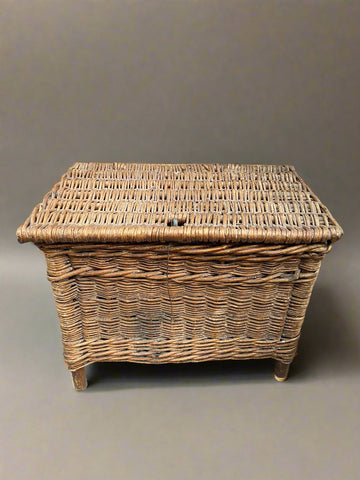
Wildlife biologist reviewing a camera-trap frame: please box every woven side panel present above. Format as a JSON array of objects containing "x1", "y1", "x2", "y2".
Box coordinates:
[
  {"x1": 44, "y1": 252, "x2": 83, "y2": 345},
  {"x1": 281, "y1": 256, "x2": 322, "y2": 339},
  {"x1": 42, "y1": 243, "x2": 326, "y2": 371}
]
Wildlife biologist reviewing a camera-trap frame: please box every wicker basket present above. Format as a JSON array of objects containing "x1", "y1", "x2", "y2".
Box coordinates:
[{"x1": 17, "y1": 163, "x2": 343, "y2": 390}]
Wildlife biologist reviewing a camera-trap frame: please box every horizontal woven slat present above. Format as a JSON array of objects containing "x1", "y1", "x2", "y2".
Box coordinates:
[{"x1": 17, "y1": 163, "x2": 343, "y2": 244}]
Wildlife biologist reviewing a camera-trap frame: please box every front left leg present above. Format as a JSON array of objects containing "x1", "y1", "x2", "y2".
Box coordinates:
[{"x1": 71, "y1": 367, "x2": 88, "y2": 391}]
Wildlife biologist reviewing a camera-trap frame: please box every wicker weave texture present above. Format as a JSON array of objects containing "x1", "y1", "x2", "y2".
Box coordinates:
[
  {"x1": 42, "y1": 242, "x2": 327, "y2": 371},
  {"x1": 17, "y1": 163, "x2": 343, "y2": 245}
]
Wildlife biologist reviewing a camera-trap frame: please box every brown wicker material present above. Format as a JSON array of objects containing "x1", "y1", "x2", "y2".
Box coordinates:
[
  {"x1": 17, "y1": 163, "x2": 343, "y2": 390},
  {"x1": 17, "y1": 163, "x2": 342, "y2": 245}
]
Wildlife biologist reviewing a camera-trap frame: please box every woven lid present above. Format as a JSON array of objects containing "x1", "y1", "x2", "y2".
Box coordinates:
[{"x1": 17, "y1": 163, "x2": 343, "y2": 245}]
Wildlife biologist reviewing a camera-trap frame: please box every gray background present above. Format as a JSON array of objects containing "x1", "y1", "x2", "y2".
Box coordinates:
[{"x1": 1, "y1": 1, "x2": 359, "y2": 479}]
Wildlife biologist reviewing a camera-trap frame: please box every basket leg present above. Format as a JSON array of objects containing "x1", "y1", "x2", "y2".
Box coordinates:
[
  {"x1": 71, "y1": 367, "x2": 88, "y2": 391},
  {"x1": 274, "y1": 360, "x2": 291, "y2": 382}
]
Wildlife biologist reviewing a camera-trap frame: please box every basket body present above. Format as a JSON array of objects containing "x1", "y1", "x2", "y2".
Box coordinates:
[
  {"x1": 17, "y1": 163, "x2": 343, "y2": 387},
  {"x1": 41, "y1": 242, "x2": 328, "y2": 371}
]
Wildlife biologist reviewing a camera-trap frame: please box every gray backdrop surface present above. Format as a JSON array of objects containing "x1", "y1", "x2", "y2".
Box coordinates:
[{"x1": 1, "y1": 2, "x2": 359, "y2": 479}]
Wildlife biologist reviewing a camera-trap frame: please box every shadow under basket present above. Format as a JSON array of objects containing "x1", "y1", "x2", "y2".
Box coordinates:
[{"x1": 16, "y1": 163, "x2": 343, "y2": 390}]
